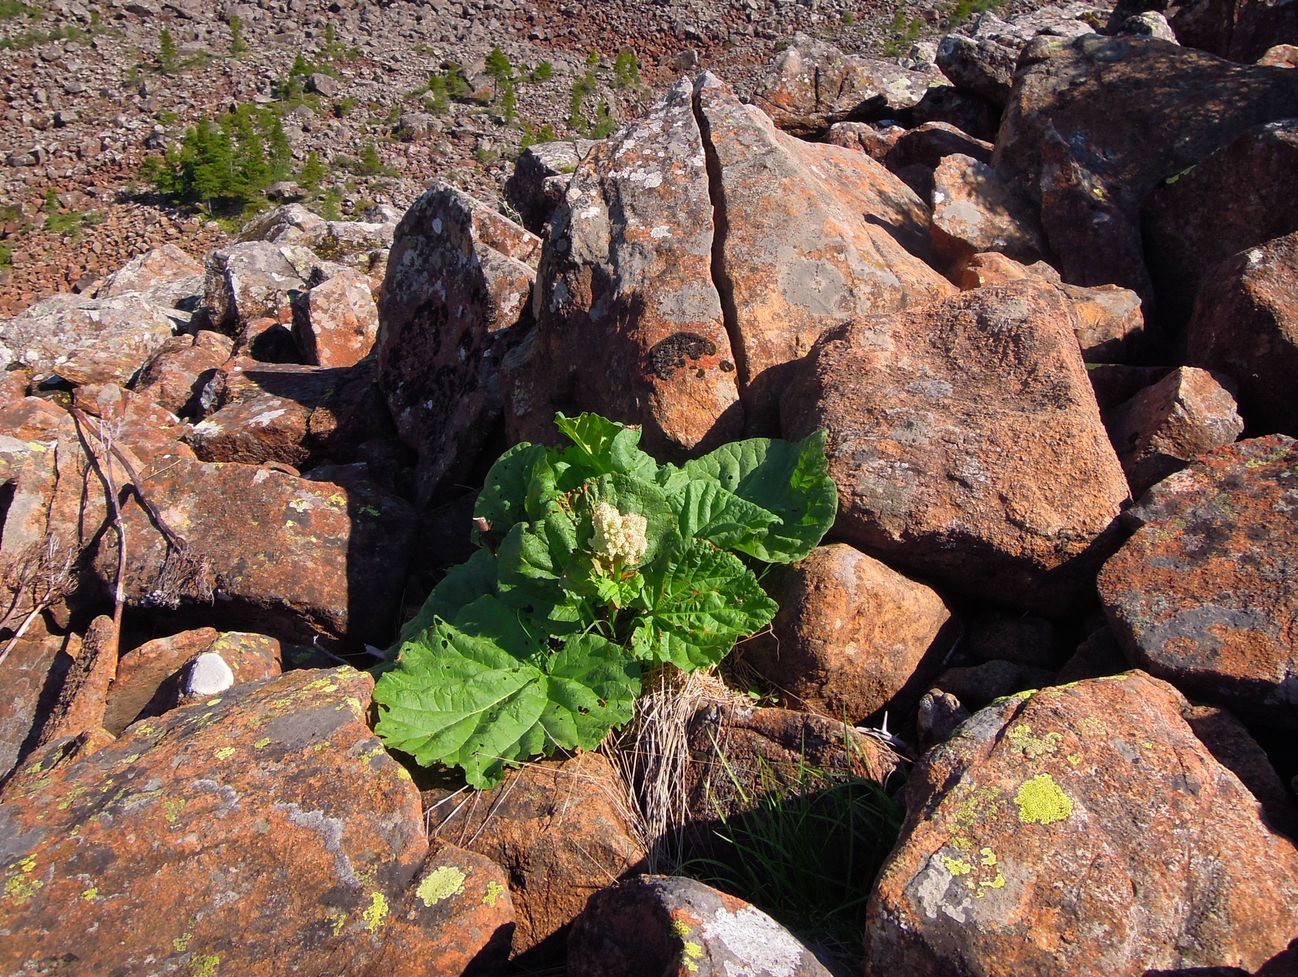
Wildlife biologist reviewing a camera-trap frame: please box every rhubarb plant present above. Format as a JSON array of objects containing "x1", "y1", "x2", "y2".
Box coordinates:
[{"x1": 373, "y1": 413, "x2": 837, "y2": 788}]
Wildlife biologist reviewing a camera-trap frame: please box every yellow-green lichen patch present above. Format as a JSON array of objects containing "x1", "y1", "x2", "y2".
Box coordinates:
[
  {"x1": 191, "y1": 953, "x2": 220, "y2": 977},
  {"x1": 327, "y1": 908, "x2": 347, "y2": 936},
  {"x1": 979, "y1": 847, "x2": 997, "y2": 867},
  {"x1": 345, "y1": 697, "x2": 365, "y2": 718},
  {"x1": 672, "y1": 918, "x2": 692, "y2": 939},
  {"x1": 1007, "y1": 724, "x2": 1063, "y2": 759},
  {"x1": 1015, "y1": 774, "x2": 1074, "y2": 825},
  {"x1": 942, "y1": 856, "x2": 973, "y2": 877},
  {"x1": 254, "y1": 738, "x2": 271, "y2": 750},
  {"x1": 1066, "y1": 753, "x2": 1081, "y2": 765},
  {"x1": 978, "y1": 873, "x2": 1006, "y2": 892},
  {"x1": 363, "y1": 892, "x2": 389, "y2": 932},
  {"x1": 483, "y1": 881, "x2": 505, "y2": 908},
  {"x1": 416, "y1": 866, "x2": 466, "y2": 907},
  {"x1": 214, "y1": 747, "x2": 236, "y2": 760},
  {"x1": 6, "y1": 856, "x2": 42, "y2": 904},
  {"x1": 164, "y1": 798, "x2": 186, "y2": 826},
  {"x1": 683, "y1": 941, "x2": 704, "y2": 960},
  {"x1": 82, "y1": 886, "x2": 98, "y2": 901}
]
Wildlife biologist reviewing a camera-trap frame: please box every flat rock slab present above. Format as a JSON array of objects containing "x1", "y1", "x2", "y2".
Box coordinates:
[
  {"x1": 569, "y1": 875, "x2": 832, "y2": 977},
  {"x1": 0, "y1": 292, "x2": 187, "y2": 387},
  {"x1": 1098, "y1": 435, "x2": 1298, "y2": 728},
  {"x1": 0, "y1": 667, "x2": 514, "y2": 977},
  {"x1": 782, "y1": 278, "x2": 1129, "y2": 614},
  {"x1": 0, "y1": 620, "x2": 77, "y2": 783},
  {"x1": 865, "y1": 672, "x2": 1298, "y2": 976}
]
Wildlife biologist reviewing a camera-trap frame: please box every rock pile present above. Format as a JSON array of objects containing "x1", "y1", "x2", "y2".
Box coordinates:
[{"x1": 2, "y1": 1, "x2": 1298, "y2": 973}]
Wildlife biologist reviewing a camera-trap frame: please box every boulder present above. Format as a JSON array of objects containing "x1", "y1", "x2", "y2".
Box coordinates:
[
  {"x1": 935, "y1": 3, "x2": 1101, "y2": 108},
  {"x1": 782, "y1": 279, "x2": 1130, "y2": 614},
  {"x1": 1144, "y1": 120, "x2": 1298, "y2": 331},
  {"x1": 684, "y1": 698, "x2": 902, "y2": 824},
  {"x1": 424, "y1": 751, "x2": 645, "y2": 956},
  {"x1": 70, "y1": 382, "x2": 195, "y2": 467},
  {"x1": 1185, "y1": 230, "x2": 1298, "y2": 434},
  {"x1": 751, "y1": 32, "x2": 943, "y2": 136},
  {"x1": 104, "y1": 628, "x2": 285, "y2": 734},
  {"x1": 1062, "y1": 282, "x2": 1146, "y2": 362},
  {"x1": 512, "y1": 74, "x2": 951, "y2": 451},
  {"x1": 292, "y1": 267, "x2": 380, "y2": 368},
  {"x1": 191, "y1": 358, "x2": 392, "y2": 468},
  {"x1": 131, "y1": 330, "x2": 233, "y2": 418},
  {"x1": 994, "y1": 35, "x2": 1298, "y2": 298},
  {"x1": 569, "y1": 876, "x2": 833, "y2": 977},
  {"x1": 0, "y1": 292, "x2": 187, "y2": 387},
  {"x1": 930, "y1": 152, "x2": 1048, "y2": 271},
  {"x1": 1098, "y1": 435, "x2": 1298, "y2": 728},
  {"x1": 740, "y1": 543, "x2": 957, "y2": 723},
  {"x1": 202, "y1": 241, "x2": 316, "y2": 334},
  {"x1": 377, "y1": 183, "x2": 540, "y2": 505},
  {"x1": 504, "y1": 139, "x2": 597, "y2": 235},
  {"x1": 1105, "y1": 365, "x2": 1243, "y2": 496},
  {"x1": 0, "y1": 668, "x2": 515, "y2": 976},
  {"x1": 236, "y1": 203, "x2": 329, "y2": 245},
  {"x1": 0, "y1": 618, "x2": 78, "y2": 783},
  {"x1": 864, "y1": 673, "x2": 1298, "y2": 976},
  {"x1": 93, "y1": 243, "x2": 205, "y2": 308}
]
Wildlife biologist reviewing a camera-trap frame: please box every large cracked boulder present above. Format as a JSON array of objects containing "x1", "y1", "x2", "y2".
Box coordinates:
[
  {"x1": 782, "y1": 278, "x2": 1130, "y2": 613},
  {"x1": 0, "y1": 668, "x2": 514, "y2": 976},
  {"x1": 752, "y1": 32, "x2": 944, "y2": 136},
  {"x1": 93, "y1": 242, "x2": 205, "y2": 308},
  {"x1": 1185, "y1": 230, "x2": 1298, "y2": 435},
  {"x1": 378, "y1": 183, "x2": 540, "y2": 504},
  {"x1": 1098, "y1": 436, "x2": 1298, "y2": 728},
  {"x1": 994, "y1": 34, "x2": 1298, "y2": 298},
  {"x1": 509, "y1": 72, "x2": 951, "y2": 453},
  {"x1": 201, "y1": 240, "x2": 316, "y2": 333},
  {"x1": 865, "y1": 672, "x2": 1298, "y2": 976},
  {"x1": 0, "y1": 292, "x2": 187, "y2": 386}
]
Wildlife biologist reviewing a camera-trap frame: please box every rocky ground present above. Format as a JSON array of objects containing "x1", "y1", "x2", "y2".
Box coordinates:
[
  {"x1": 0, "y1": 0, "x2": 979, "y2": 314},
  {"x1": 2, "y1": 0, "x2": 1298, "y2": 974}
]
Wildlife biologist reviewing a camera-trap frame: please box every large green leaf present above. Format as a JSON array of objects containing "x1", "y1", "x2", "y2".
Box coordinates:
[
  {"x1": 671, "y1": 480, "x2": 780, "y2": 557},
  {"x1": 496, "y1": 512, "x2": 591, "y2": 635},
  {"x1": 394, "y1": 547, "x2": 498, "y2": 648},
  {"x1": 633, "y1": 540, "x2": 778, "y2": 670},
  {"x1": 541, "y1": 633, "x2": 641, "y2": 749},
  {"x1": 374, "y1": 599, "x2": 549, "y2": 788},
  {"x1": 680, "y1": 429, "x2": 837, "y2": 563},
  {"x1": 474, "y1": 442, "x2": 548, "y2": 545},
  {"x1": 554, "y1": 412, "x2": 658, "y2": 488},
  {"x1": 373, "y1": 597, "x2": 640, "y2": 788}
]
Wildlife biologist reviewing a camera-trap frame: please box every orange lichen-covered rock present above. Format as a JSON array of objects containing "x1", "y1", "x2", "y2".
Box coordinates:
[
  {"x1": 425, "y1": 751, "x2": 645, "y2": 955},
  {"x1": 740, "y1": 543, "x2": 956, "y2": 723},
  {"x1": 0, "y1": 668, "x2": 514, "y2": 977},
  {"x1": 1098, "y1": 436, "x2": 1298, "y2": 728},
  {"x1": 783, "y1": 278, "x2": 1129, "y2": 613},
  {"x1": 865, "y1": 672, "x2": 1298, "y2": 976}
]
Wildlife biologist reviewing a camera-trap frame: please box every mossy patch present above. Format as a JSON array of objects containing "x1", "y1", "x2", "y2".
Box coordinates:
[{"x1": 1015, "y1": 774, "x2": 1073, "y2": 825}]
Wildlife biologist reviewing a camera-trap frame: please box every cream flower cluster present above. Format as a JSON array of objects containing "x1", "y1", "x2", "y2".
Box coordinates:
[{"x1": 590, "y1": 502, "x2": 649, "y2": 567}]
